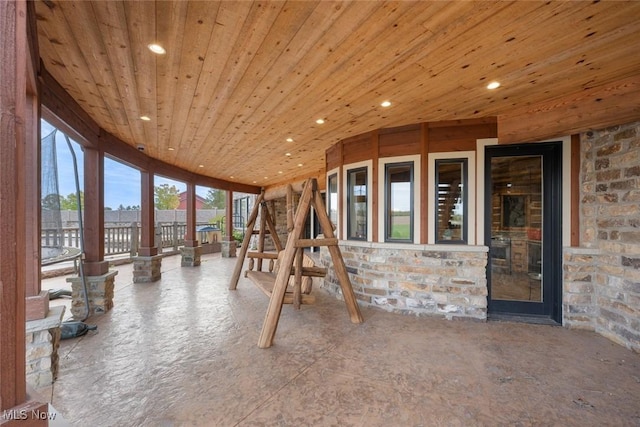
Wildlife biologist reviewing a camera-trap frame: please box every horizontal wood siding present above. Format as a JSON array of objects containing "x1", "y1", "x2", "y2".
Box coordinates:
[
  {"x1": 342, "y1": 134, "x2": 373, "y2": 165},
  {"x1": 428, "y1": 120, "x2": 497, "y2": 153},
  {"x1": 326, "y1": 144, "x2": 341, "y2": 171},
  {"x1": 379, "y1": 126, "x2": 421, "y2": 158}
]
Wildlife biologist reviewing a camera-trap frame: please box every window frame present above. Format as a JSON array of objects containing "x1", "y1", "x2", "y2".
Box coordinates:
[
  {"x1": 428, "y1": 151, "x2": 476, "y2": 245},
  {"x1": 384, "y1": 161, "x2": 414, "y2": 243},
  {"x1": 327, "y1": 171, "x2": 339, "y2": 232},
  {"x1": 346, "y1": 166, "x2": 369, "y2": 241},
  {"x1": 434, "y1": 158, "x2": 468, "y2": 244}
]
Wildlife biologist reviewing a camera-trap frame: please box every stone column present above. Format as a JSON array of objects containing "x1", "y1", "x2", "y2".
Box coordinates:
[
  {"x1": 66, "y1": 271, "x2": 118, "y2": 317},
  {"x1": 25, "y1": 306, "x2": 65, "y2": 389}
]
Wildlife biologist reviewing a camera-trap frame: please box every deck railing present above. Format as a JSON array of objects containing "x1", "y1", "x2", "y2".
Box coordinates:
[{"x1": 42, "y1": 222, "x2": 202, "y2": 257}]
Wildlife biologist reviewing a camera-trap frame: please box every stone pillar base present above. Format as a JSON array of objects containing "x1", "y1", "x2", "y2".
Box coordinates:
[
  {"x1": 66, "y1": 271, "x2": 118, "y2": 318},
  {"x1": 25, "y1": 305, "x2": 65, "y2": 389},
  {"x1": 180, "y1": 245, "x2": 202, "y2": 267},
  {"x1": 222, "y1": 240, "x2": 237, "y2": 258},
  {"x1": 133, "y1": 255, "x2": 163, "y2": 283}
]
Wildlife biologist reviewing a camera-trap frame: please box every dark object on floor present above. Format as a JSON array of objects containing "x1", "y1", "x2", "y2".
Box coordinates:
[
  {"x1": 61, "y1": 321, "x2": 97, "y2": 340},
  {"x1": 49, "y1": 289, "x2": 72, "y2": 300}
]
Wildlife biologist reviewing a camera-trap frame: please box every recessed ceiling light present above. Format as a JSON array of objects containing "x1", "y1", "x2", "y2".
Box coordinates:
[
  {"x1": 198, "y1": 164, "x2": 204, "y2": 168},
  {"x1": 315, "y1": 118, "x2": 325, "y2": 125},
  {"x1": 285, "y1": 152, "x2": 291, "y2": 156},
  {"x1": 278, "y1": 171, "x2": 283, "y2": 174},
  {"x1": 148, "y1": 43, "x2": 166, "y2": 55},
  {"x1": 252, "y1": 180, "x2": 257, "y2": 184},
  {"x1": 140, "y1": 115, "x2": 151, "y2": 121},
  {"x1": 487, "y1": 81, "x2": 501, "y2": 90},
  {"x1": 230, "y1": 176, "x2": 234, "y2": 179},
  {"x1": 168, "y1": 147, "x2": 174, "y2": 151},
  {"x1": 264, "y1": 176, "x2": 268, "y2": 179},
  {"x1": 298, "y1": 163, "x2": 303, "y2": 167},
  {"x1": 286, "y1": 137, "x2": 294, "y2": 142},
  {"x1": 380, "y1": 100, "x2": 391, "y2": 107}
]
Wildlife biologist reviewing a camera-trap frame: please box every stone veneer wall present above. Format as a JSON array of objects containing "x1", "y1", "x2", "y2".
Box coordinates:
[
  {"x1": 320, "y1": 242, "x2": 488, "y2": 320},
  {"x1": 25, "y1": 306, "x2": 65, "y2": 389},
  {"x1": 261, "y1": 195, "x2": 300, "y2": 251},
  {"x1": 572, "y1": 120, "x2": 640, "y2": 352}
]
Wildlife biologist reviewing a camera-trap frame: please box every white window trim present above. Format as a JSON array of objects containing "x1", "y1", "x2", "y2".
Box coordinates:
[
  {"x1": 343, "y1": 160, "x2": 373, "y2": 242},
  {"x1": 428, "y1": 151, "x2": 476, "y2": 245},
  {"x1": 377, "y1": 155, "x2": 421, "y2": 244},
  {"x1": 475, "y1": 138, "x2": 498, "y2": 245},
  {"x1": 326, "y1": 167, "x2": 340, "y2": 237}
]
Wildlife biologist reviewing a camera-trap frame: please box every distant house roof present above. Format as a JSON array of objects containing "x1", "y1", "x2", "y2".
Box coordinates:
[{"x1": 177, "y1": 192, "x2": 207, "y2": 210}]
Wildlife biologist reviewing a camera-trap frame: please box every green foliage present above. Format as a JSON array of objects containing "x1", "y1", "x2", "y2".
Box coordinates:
[
  {"x1": 203, "y1": 188, "x2": 226, "y2": 209},
  {"x1": 209, "y1": 214, "x2": 225, "y2": 228},
  {"x1": 232, "y1": 229, "x2": 244, "y2": 242},
  {"x1": 154, "y1": 184, "x2": 180, "y2": 210},
  {"x1": 60, "y1": 192, "x2": 84, "y2": 210}
]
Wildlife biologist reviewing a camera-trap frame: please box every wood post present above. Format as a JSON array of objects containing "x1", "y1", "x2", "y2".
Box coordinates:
[
  {"x1": 257, "y1": 178, "x2": 363, "y2": 348},
  {"x1": 184, "y1": 183, "x2": 198, "y2": 247},
  {"x1": 1, "y1": 0, "x2": 27, "y2": 409},
  {"x1": 258, "y1": 180, "x2": 314, "y2": 348},
  {"x1": 138, "y1": 170, "x2": 158, "y2": 256},
  {"x1": 311, "y1": 188, "x2": 364, "y2": 324},
  {"x1": 83, "y1": 146, "x2": 109, "y2": 275},
  {"x1": 286, "y1": 184, "x2": 294, "y2": 232}
]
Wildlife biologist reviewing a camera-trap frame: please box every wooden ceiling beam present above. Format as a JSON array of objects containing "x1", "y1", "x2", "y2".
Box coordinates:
[{"x1": 498, "y1": 75, "x2": 640, "y2": 143}]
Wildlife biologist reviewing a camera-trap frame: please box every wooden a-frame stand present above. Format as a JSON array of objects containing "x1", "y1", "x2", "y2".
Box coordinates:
[{"x1": 229, "y1": 178, "x2": 363, "y2": 348}]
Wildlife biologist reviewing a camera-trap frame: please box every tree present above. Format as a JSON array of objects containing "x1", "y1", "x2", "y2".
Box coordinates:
[
  {"x1": 42, "y1": 193, "x2": 62, "y2": 210},
  {"x1": 203, "y1": 188, "x2": 226, "y2": 209},
  {"x1": 154, "y1": 184, "x2": 180, "y2": 210},
  {"x1": 60, "y1": 192, "x2": 84, "y2": 210}
]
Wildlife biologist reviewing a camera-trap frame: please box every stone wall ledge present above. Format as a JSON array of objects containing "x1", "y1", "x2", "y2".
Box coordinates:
[
  {"x1": 563, "y1": 246, "x2": 602, "y2": 256},
  {"x1": 26, "y1": 305, "x2": 65, "y2": 334},
  {"x1": 338, "y1": 240, "x2": 489, "y2": 253}
]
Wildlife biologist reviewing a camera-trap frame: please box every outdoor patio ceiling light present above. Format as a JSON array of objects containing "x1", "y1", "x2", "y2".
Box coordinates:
[
  {"x1": 140, "y1": 115, "x2": 151, "y2": 121},
  {"x1": 315, "y1": 118, "x2": 325, "y2": 124},
  {"x1": 380, "y1": 100, "x2": 391, "y2": 107},
  {"x1": 285, "y1": 152, "x2": 291, "y2": 156},
  {"x1": 148, "y1": 43, "x2": 166, "y2": 54},
  {"x1": 487, "y1": 81, "x2": 501, "y2": 90},
  {"x1": 286, "y1": 137, "x2": 293, "y2": 142}
]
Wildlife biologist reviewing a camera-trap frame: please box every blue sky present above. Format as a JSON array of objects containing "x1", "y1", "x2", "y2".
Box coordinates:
[{"x1": 42, "y1": 120, "x2": 211, "y2": 209}]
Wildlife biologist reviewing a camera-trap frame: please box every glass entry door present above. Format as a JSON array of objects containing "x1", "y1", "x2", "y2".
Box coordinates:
[{"x1": 486, "y1": 142, "x2": 563, "y2": 322}]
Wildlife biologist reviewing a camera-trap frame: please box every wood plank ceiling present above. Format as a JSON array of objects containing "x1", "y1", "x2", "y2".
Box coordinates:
[{"x1": 35, "y1": 1, "x2": 640, "y2": 188}]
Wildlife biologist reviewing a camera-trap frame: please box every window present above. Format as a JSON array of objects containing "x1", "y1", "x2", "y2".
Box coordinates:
[
  {"x1": 347, "y1": 167, "x2": 367, "y2": 240},
  {"x1": 435, "y1": 159, "x2": 467, "y2": 243},
  {"x1": 327, "y1": 173, "x2": 338, "y2": 228},
  {"x1": 385, "y1": 162, "x2": 413, "y2": 242}
]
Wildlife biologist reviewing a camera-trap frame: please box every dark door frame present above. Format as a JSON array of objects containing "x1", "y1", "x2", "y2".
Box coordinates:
[{"x1": 485, "y1": 142, "x2": 563, "y2": 323}]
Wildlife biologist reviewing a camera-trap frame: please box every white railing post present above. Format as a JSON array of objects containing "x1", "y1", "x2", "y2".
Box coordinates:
[
  {"x1": 173, "y1": 221, "x2": 179, "y2": 251},
  {"x1": 130, "y1": 222, "x2": 138, "y2": 256}
]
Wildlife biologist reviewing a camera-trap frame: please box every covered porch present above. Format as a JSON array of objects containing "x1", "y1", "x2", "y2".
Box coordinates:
[{"x1": 39, "y1": 253, "x2": 640, "y2": 426}]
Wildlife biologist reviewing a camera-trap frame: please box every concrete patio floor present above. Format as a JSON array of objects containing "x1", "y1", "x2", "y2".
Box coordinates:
[{"x1": 40, "y1": 253, "x2": 640, "y2": 426}]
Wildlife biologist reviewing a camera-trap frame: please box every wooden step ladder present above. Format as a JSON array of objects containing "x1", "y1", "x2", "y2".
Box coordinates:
[{"x1": 229, "y1": 178, "x2": 363, "y2": 348}]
